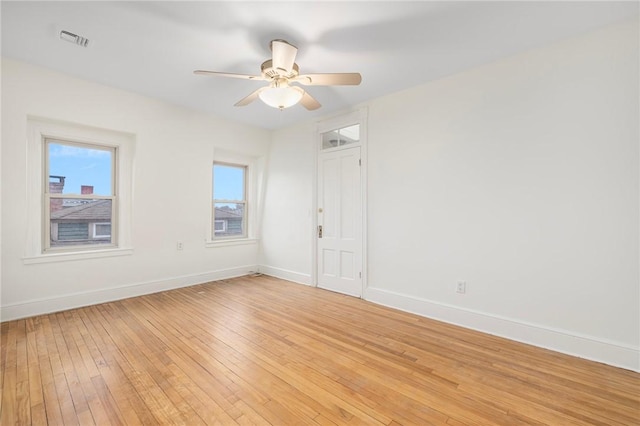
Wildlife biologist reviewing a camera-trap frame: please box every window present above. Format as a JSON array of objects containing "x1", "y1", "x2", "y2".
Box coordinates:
[
  {"x1": 45, "y1": 140, "x2": 116, "y2": 251},
  {"x1": 212, "y1": 163, "x2": 247, "y2": 239},
  {"x1": 93, "y1": 223, "x2": 112, "y2": 239},
  {"x1": 321, "y1": 124, "x2": 360, "y2": 150},
  {"x1": 214, "y1": 220, "x2": 226, "y2": 233},
  {"x1": 206, "y1": 150, "x2": 260, "y2": 247},
  {"x1": 25, "y1": 117, "x2": 134, "y2": 264}
]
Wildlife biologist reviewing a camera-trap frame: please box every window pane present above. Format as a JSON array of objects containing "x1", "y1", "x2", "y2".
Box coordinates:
[
  {"x1": 322, "y1": 130, "x2": 341, "y2": 149},
  {"x1": 321, "y1": 124, "x2": 360, "y2": 150},
  {"x1": 213, "y1": 203, "x2": 244, "y2": 237},
  {"x1": 50, "y1": 198, "x2": 112, "y2": 247},
  {"x1": 213, "y1": 164, "x2": 245, "y2": 201},
  {"x1": 49, "y1": 142, "x2": 113, "y2": 196},
  {"x1": 340, "y1": 124, "x2": 360, "y2": 144}
]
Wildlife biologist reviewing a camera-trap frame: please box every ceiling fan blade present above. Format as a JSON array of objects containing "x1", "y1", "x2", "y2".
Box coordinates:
[
  {"x1": 299, "y1": 91, "x2": 321, "y2": 111},
  {"x1": 234, "y1": 87, "x2": 265, "y2": 107},
  {"x1": 295, "y1": 73, "x2": 362, "y2": 86},
  {"x1": 271, "y1": 39, "x2": 298, "y2": 74},
  {"x1": 194, "y1": 70, "x2": 265, "y2": 81}
]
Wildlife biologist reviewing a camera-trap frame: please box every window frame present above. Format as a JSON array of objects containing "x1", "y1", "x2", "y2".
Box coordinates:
[
  {"x1": 212, "y1": 161, "x2": 248, "y2": 240},
  {"x1": 44, "y1": 138, "x2": 118, "y2": 252},
  {"x1": 206, "y1": 150, "x2": 261, "y2": 248},
  {"x1": 24, "y1": 117, "x2": 134, "y2": 264}
]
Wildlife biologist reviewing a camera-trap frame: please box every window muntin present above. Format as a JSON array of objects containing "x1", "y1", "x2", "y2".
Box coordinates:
[
  {"x1": 45, "y1": 139, "x2": 117, "y2": 251},
  {"x1": 212, "y1": 163, "x2": 247, "y2": 239}
]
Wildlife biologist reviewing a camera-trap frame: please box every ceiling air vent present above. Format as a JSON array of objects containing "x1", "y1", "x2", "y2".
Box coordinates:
[{"x1": 59, "y1": 30, "x2": 90, "y2": 47}]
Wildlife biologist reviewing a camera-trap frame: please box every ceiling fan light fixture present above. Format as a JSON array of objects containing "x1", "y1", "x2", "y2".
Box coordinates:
[{"x1": 259, "y1": 84, "x2": 304, "y2": 110}]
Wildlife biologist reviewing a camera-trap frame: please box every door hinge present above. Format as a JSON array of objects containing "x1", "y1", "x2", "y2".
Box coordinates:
[
  {"x1": 359, "y1": 271, "x2": 362, "y2": 278},
  {"x1": 359, "y1": 158, "x2": 361, "y2": 166}
]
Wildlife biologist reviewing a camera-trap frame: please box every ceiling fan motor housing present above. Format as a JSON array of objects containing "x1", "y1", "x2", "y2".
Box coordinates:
[{"x1": 261, "y1": 60, "x2": 300, "y2": 79}]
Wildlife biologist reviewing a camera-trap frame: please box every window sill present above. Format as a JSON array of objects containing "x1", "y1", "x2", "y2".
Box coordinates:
[
  {"x1": 23, "y1": 247, "x2": 134, "y2": 264},
  {"x1": 205, "y1": 238, "x2": 259, "y2": 248}
]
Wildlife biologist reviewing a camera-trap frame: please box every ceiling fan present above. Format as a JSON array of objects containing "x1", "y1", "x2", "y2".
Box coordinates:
[{"x1": 194, "y1": 39, "x2": 362, "y2": 111}]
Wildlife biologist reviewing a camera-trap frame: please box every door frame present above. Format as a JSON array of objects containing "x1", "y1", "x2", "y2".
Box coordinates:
[{"x1": 311, "y1": 107, "x2": 368, "y2": 296}]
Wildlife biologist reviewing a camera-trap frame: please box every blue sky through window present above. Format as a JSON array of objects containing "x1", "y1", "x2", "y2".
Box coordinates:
[
  {"x1": 48, "y1": 143, "x2": 112, "y2": 195},
  {"x1": 213, "y1": 164, "x2": 244, "y2": 201}
]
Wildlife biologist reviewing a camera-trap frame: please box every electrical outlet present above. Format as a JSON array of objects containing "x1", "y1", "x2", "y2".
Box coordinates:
[
  {"x1": 456, "y1": 281, "x2": 466, "y2": 294},
  {"x1": 177, "y1": 242, "x2": 183, "y2": 251}
]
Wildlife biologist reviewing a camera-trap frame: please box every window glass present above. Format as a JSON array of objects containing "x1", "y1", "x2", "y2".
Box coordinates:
[
  {"x1": 213, "y1": 203, "x2": 244, "y2": 237},
  {"x1": 48, "y1": 143, "x2": 113, "y2": 196},
  {"x1": 322, "y1": 124, "x2": 360, "y2": 150},
  {"x1": 46, "y1": 140, "x2": 115, "y2": 250},
  {"x1": 212, "y1": 163, "x2": 247, "y2": 239},
  {"x1": 213, "y1": 164, "x2": 244, "y2": 200}
]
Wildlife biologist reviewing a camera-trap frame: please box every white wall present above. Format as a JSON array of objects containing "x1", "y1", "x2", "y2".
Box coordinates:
[
  {"x1": 259, "y1": 122, "x2": 315, "y2": 284},
  {"x1": 1, "y1": 59, "x2": 270, "y2": 320},
  {"x1": 260, "y1": 18, "x2": 639, "y2": 370}
]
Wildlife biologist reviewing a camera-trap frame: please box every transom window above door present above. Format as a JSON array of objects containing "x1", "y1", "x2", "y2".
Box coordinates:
[{"x1": 321, "y1": 124, "x2": 360, "y2": 150}]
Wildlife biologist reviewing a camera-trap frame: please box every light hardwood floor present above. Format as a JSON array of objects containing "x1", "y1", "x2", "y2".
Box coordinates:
[{"x1": 1, "y1": 275, "x2": 638, "y2": 425}]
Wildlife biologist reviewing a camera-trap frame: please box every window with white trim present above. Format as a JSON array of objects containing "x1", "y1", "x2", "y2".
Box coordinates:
[
  {"x1": 212, "y1": 163, "x2": 247, "y2": 239},
  {"x1": 24, "y1": 117, "x2": 134, "y2": 264}
]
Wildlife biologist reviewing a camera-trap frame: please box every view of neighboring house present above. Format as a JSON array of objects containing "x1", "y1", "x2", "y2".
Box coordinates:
[
  {"x1": 213, "y1": 205, "x2": 243, "y2": 237},
  {"x1": 50, "y1": 200, "x2": 112, "y2": 246},
  {"x1": 49, "y1": 176, "x2": 112, "y2": 247}
]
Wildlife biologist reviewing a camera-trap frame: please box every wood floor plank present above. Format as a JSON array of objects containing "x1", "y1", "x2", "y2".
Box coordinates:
[
  {"x1": 1, "y1": 275, "x2": 638, "y2": 425},
  {"x1": 1, "y1": 321, "x2": 18, "y2": 425},
  {"x1": 50, "y1": 312, "x2": 93, "y2": 423},
  {"x1": 25, "y1": 317, "x2": 45, "y2": 416},
  {"x1": 32, "y1": 316, "x2": 63, "y2": 425}
]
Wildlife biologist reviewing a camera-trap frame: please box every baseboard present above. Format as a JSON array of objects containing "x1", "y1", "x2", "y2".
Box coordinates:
[
  {"x1": 365, "y1": 286, "x2": 640, "y2": 372},
  {"x1": 1, "y1": 265, "x2": 257, "y2": 322},
  {"x1": 258, "y1": 265, "x2": 312, "y2": 286}
]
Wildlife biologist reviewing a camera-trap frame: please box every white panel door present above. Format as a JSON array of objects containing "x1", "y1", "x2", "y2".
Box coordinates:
[{"x1": 317, "y1": 146, "x2": 362, "y2": 297}]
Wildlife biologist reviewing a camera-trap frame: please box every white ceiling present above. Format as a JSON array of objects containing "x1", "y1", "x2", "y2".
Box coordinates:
[{"x1": 2, "y1": 1, "x2": 638, "y2": 130}]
